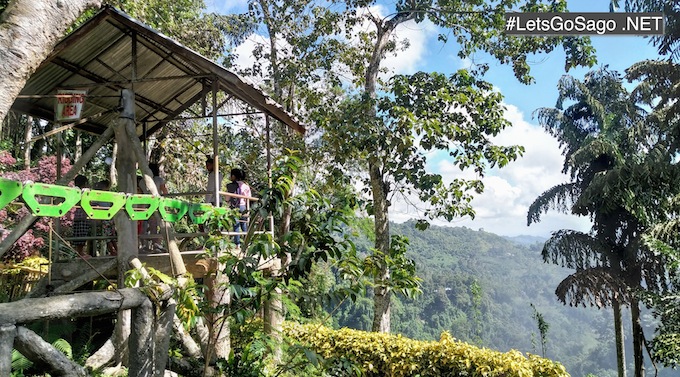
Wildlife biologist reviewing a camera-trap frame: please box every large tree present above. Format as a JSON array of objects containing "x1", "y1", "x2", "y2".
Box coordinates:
[
  {"x1": 626, "y1": 59, "x2": 680, "y2": 369},
  {"x1": 316, "y1": 0, "x2": 596, "y2": 333},
  {"x1": 213, "y1": 0, "x2": 597, "y2": 333}
]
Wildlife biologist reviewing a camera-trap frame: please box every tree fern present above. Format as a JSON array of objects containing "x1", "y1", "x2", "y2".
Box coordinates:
[
  {"x1": 11, "y1": 338, "x2": 73, "y2": 375},
  {"x1": 11, "y1": 349, "x2": 32, "y2": 373}
]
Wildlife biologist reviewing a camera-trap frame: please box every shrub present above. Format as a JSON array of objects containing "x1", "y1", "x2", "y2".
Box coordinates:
[{"x1": 283, "y1": 322, "x2": 570, "y2": 377}]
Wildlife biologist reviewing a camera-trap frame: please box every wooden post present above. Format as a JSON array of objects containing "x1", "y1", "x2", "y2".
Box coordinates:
[
  {"x1": 129, "y1": 297, "x2": 153, "y2": 377},
  {"x1": 113, "y1": 89, "x2": 139, "y2": 367},
  {"x1": 123, "y1": 115, "x2": 186, "y2": 277},
  {"x1": 154, "y1": 299, "x2": 176, "y2": 376},
  {"x1": 211, "y1": 79, "x2": 220, "y2": 208},
  {"x1": 0, "y1": 324, "x2": 16, "y2": 376}
]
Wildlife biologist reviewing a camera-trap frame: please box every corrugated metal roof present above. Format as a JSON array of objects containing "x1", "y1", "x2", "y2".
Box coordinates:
[{"x1": 11, "y1": 6, "x2": 305, "y2": 137}]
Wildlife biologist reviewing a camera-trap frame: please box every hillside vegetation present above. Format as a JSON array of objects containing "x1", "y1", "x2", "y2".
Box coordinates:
[{"x1": 332, "y1": 221, "x2": 668, "y2": 377}]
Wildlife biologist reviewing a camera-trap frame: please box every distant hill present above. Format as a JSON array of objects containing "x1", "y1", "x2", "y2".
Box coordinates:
[
  {"x1": 502, "y1": 234, "x2": 547, "y2": 246},
  {"x1": 332, "y1": 220, "x2": 670, "y2": 377}
]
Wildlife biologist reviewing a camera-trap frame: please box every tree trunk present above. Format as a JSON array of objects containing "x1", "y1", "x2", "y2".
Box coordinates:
[
  {"x1": 23, "y1": 115, "x2": 32, "y2": 170},
  {"x1": 369, "y1": 157, "x2": 391, "y2": 333},
  {"x1": 362, "y1": 13, "x2": 414, "y2": 334},
  {"x1": 613, "y1": 299, "x2": 627, "y2": 377},
  {"x1": 14, "y1": 326, "x2": 87, "y2": 377},
  {"x1": 74, "y1": 129, "x2": 82, "y2": 162},
  {"x1": 365, "y1": 22, "x2": 392, "y2": 334},
  {"x1": 264, "y1": 286, "x2": 284, "y2": 361},
  {"x1": 0, "y1": 0, "x2": 104, "y2": 124},
  {"x1": 0, "y1": 288, "x2": 148, "y2": 323},
  {"x1": 204, "y1": 260, "x2": 230, "y2": 363},
  {"x1": 631, "y1": 299, "x2": 645, "y2": 377}
]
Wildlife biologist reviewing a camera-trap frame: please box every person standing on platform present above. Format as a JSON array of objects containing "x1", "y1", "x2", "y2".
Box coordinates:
[
  {"x1": 204, "y1": 155, "x2": 223, "y2": 206},
  {"x1": 231, "y1": 168, "x2": 251, "y2": 247},
  {"x1": 73, "y1": 174, "x2": 91, "y2": 259},
  {"x1": 146, "y1": 163, "x2": 168, "y2": 251}
]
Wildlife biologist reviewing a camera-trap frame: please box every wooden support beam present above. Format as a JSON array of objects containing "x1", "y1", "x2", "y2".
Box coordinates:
[
  {"x1": 0, "y1": 324, "x2": 16, "y2": 376},
  {"x1": 25, "y1": 258, "x2": 117, "y2": 298},
  {"x1": 154, "y1": 300, "x2": 175, "y2": 376},
  {"x1": 14, "y1": 326, "x2": 87, "y2": 377},
  {"x1": 129, "y1": 297, "x2": 153, "y2": 377},
  {"x1": 0, "y1": 288, "x2": 148, "y2": 324},
  {"x1": 120, "y1": 88, "x2": 186, "y2": 277}
]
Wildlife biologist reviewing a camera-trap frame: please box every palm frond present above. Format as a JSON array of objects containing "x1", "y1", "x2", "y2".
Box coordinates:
[
  {"x1": 527, "y1": 183, "x2": 580, "y2": 225},
  {"x1": 52, "y1": 338, "x2": 73, "y2": 359},
  {"x1": 569, "y1": 136, "x2": 623, "y2": 170},
  {"x1": 542, "y1": 230, "x2": 608, "y2": 270},
  {"x1": 12, "y1": 349, "x2": 33, "y2": 371},
  {"x1": 555, "y1": 267, "x2": 629, "y2": 308}
]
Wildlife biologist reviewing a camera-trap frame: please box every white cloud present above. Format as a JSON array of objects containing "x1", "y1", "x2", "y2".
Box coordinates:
[
  {"x1": 231, "y1": 34, "x2": 270, "y2": 86},
  {"x1": 382, "y1": 19, "x2": 438, "y2": 76},
  {"x1": 390, "y1": 104, "x2": 592, "y2": 237}
]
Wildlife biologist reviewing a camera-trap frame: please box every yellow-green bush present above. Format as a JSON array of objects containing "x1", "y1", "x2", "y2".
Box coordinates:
[{"x1": 283, "y1": 322, "x2": 570, "y2": 377}]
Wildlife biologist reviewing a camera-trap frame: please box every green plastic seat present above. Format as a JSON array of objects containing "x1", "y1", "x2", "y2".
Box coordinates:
[
  {"x1": 125, "y1": 194, "x2": 160, "y2": 220},
  {"x1": 80, "y1": 190, "x2": 126, "y2": 220},
  {"x1": 0, "y1": 178, "x2": 23, "y2": 211},
  {"x1": 22, "y1": 182, "x2": 81, "y2": 217}
]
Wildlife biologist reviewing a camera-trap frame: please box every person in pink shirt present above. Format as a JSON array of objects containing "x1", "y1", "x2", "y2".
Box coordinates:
[{"x1": 229, "y1": 168, "x2": 251, "y2": 247}]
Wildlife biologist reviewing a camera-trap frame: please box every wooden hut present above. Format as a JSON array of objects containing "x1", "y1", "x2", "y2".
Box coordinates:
[{"x1": 0, "y1": 6, "x2": 303, "y2": 376}]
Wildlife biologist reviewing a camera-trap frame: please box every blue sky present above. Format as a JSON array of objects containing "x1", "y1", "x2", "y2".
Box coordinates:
[
  {"x1": 425, "y1": 35, "x2": 661, "y2": 236},
  {"x1": 207, "y1": 1, "x2": 664, "y2": 237}
]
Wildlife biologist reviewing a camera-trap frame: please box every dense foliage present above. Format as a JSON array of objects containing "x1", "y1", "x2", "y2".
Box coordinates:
[
  {"x1": 327, "y1": 221, "x2": 676, "y2": 377},
  {"x1": 284, "y1": 321, "x2": 570, "y2": 377}
]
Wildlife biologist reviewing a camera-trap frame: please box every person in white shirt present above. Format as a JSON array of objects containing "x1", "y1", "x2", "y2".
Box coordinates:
[{"x1": 204, "y1": 155, "x2": 223, "y2": 206}]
